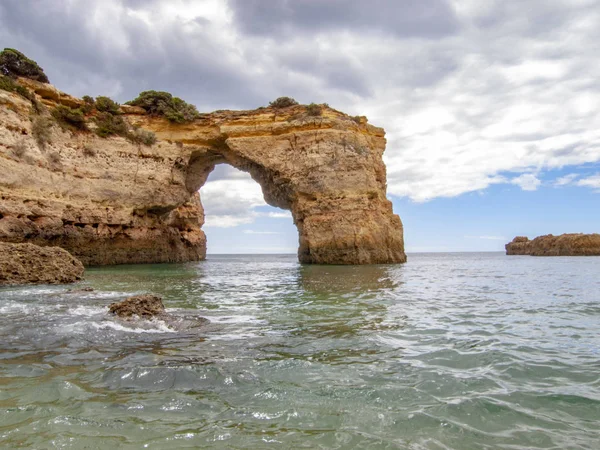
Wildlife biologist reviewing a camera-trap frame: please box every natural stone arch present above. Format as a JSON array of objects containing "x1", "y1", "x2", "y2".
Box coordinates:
[
  {"x1": 0, "y1": 81, "x2": 406, "y2": 265},
  {"x1": 139, "y1": 106, "x2": 407, "y2": 265}
]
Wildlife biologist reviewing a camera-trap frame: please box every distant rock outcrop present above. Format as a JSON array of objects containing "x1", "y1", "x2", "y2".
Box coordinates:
[
  {"x1": 506, "y1": 234, "x2": 600, "y2": 256},
  {"x1": 0, "y1": 242, "x2": 84, "y2": 285}
]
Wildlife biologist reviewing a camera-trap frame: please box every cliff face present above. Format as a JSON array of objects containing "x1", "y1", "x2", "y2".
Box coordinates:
[
  {"x1": 506, "y1": 234, "x2": 600, "y2": 256},
  {"x1": 0, "y1": 80, "x2": 406, "y2": 265}
]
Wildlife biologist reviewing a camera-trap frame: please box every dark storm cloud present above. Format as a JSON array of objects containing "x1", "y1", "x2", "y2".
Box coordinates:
[
  {"x1": 229, "y1": 0, "x2": 460, "y2": 38},
  {"x1": 0, "y1": 0, "x2": 266, "y2": 109}
]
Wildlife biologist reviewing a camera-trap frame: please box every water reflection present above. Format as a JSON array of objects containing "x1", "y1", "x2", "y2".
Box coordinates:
[{"x1": 298, "y1": 264, "x2": 401, "y2": 295}]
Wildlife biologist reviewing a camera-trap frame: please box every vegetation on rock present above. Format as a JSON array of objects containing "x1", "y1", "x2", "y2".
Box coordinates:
[
  {"x1": 0, "y1": 48, "x2": 49, "y2": 83},
  {"x1": 269, "y1": 96, "x2": 299, "y2": 108},
  {"x1": 306, "y1": 103, "x2": 322, "y2": 116},
  {"x1": 95, "y1": 96, "x2": 120, "y2": 114},
  {"x1": 31, "y1": 116, "x2": 53, "y2": 149},
  {"x1": 128, "y1": 127, "x2": 157, "y2": 146},
  {"x1": 51, "y1": 105, "x2": 88, "y2": 131},
  {"x1": 94, "y1": 112, "x2": 128, "y2": 138},
  {"x1": 0, "y1": 75, "x2": 36, "y2": 102},
  {"x1": 126, "y1": 91, "x2": 199, "y2": 123}
]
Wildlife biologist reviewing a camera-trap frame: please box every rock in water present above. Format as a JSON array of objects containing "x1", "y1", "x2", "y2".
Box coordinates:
[
  {"x1": 0, "y1": 242, "x2": 84, "y2": 286},
  {"x1": 108, "y1": 294, "x2": 166, "y2": 319},
  {"x1": 506, "y1": 233, "x2": 600, "y2": 256}
]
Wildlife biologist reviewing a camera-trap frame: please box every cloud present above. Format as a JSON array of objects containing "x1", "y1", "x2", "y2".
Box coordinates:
[
  {"x1": 1, "y1": 0, "x2": 600, "y2": 205},
  {"x1": 554, "y1": 173, "x2": 579, "y2": 186},
  {"x1": 510, "y1": 173, "x2": 541, "y2": 191},
  {"x1": 243, "y1": 230, "x2": 282, "y2": 235},
  {"x1": 201, "y1": 178, "x2": 265, "y2": 227},
  {"x1": 577, "y1": 173, "x2": 600, "y2": 190},
  {"x1": 265, "y1": 211, "x2": 292, "y2": 219},
  {"x1": 229, "y1": 0, "x2": 460, "y2": 39},
  {"x1": 465, "y1": 235, "x2": 508, "y2": 241}
]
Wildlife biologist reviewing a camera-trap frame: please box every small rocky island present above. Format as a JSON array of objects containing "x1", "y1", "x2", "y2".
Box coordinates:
[{"x1": 506, "y1": 234, "x2": 600, "y2": 256}]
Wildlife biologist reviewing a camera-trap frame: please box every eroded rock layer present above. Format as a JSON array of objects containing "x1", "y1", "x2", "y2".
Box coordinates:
[
  {"x1": 0, "y1": 79, "x2": 406, "y2": 265},
  {"x1": 506, "y1": 234, "x2": 600, "y2": 256},
  {"x1": 0, "y1": 242, "x2": 84, "y2": 285}
]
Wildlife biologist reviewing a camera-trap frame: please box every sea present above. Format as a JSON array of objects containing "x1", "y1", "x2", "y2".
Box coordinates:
[{"x1": 1, "y1": 253, "x2": 599, "y2": 449}]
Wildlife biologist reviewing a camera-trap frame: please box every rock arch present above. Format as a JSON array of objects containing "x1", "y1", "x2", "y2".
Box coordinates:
[{"x1": 0, "y1": 83, "x2": 406, "y2": 265}]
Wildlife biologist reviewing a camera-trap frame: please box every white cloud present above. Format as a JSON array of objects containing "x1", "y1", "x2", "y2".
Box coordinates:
[
  {"x1": 554, "y1": 173, "x2": 579, "y2": 186},
  {"x1": 577, "y1": 173, "x2": 600, "y2": 189},
  {"x1": 264, "y1": 211, "x2": 292, "y2": 219},
  {"x1": 201, "y1": 178, "x2": 264, "y2": 227},
  {"x1": 511, "y1": 174, "x2": 542, "y2": 191},
  {"x1": 243, "y1": 230, "x2": 281, "y2": 235}
]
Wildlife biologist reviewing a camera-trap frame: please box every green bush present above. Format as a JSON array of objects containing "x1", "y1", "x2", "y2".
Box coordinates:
[
  {"x1": 0, "y1": 48, "x2": 49, "y2": 83},
  {"x1": 269, "y1": 97, "x2": 298, "y2": 108},
  {"x1": 95, "y1": 96, "x2": 120, "y2": 114},
  {"x1": 32, "y1": 116, "x2": 53, "y2": 149},
  {"x1": 81, "y1": 95, "x2": 95, "y2": 114},
  {"x1": 0, "y1": 75, "x2": 35, "y2": 101},
  {"x1": 94, "y1": 112, "x2": 128, "y2": 138},
  {"x1": 52, "y1": 105, "x2": 88, "y2": 131},
  {"x1": 126, "y1": 90, "x2": 199, "y2": 123},
  {"x1": 306, "y1": 103, "x2": 322, "y2": 116}
]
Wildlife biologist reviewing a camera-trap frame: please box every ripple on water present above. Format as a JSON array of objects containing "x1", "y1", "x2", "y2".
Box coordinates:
[{"x1": 1, "y1": 253, "x2": 600, "y2": 448}]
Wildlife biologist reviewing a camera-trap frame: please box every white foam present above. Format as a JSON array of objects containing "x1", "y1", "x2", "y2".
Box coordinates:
[{"x1": 90, "y1": 320, "x2": 176, "y2": 334}]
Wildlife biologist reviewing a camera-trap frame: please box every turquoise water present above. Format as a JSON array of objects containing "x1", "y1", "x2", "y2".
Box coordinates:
[{"x1": 1, "y1": 253, "x2": 600, "y2": 449}]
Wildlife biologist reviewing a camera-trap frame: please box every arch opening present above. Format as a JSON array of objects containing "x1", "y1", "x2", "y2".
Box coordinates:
[{"x1": 199, "y1": 164, "x2": 297, "y2": 255}]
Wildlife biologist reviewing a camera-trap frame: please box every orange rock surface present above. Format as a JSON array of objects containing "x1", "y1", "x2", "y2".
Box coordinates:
[{"x1": 0, "y1": 80, "x2": 406, "y2": 265}]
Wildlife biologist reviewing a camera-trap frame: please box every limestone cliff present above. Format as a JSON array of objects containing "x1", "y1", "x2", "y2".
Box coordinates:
[
  {"x1": 506, "y1": 234, "x2": 600, "y2": 256},
  {"x1": 0, "y1": 79, "x2": 406, "y2": 265}
]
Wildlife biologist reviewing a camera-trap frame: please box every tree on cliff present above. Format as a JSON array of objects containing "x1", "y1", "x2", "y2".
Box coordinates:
[
  {"x1": 126, "y1": 91, "x2": 199, "y2": 123},
  {"x1": 0, "y1": 48, "x2": 49, "y2": 83}
]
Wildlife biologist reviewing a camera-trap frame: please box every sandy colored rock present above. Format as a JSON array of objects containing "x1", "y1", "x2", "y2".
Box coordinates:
[
  {"x1": 109, "y1": 294, "x2": 166, "y2": 319},
  {"x1": 0, "y1": 81, "x2": 406, "y2": 265},
  {"x1": 0, "y1": 242, "x2": 84, "y2": 286},
  {"x1": 506, "y1": 234, "x2": 600, "y2": 256}
]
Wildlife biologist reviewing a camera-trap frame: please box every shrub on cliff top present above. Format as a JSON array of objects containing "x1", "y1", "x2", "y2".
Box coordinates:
[
  {"x1": 126, "y1": 90, "x2": 199, "y2": 123},
  {"x1": 95, "y1": 96, "x2": 121, "y2": 115},
  {"x1": 0, "y1": 48, "x2": 49, "y2": 83},
  {"x1": 269, "y1": 96, "x2": 298, "y2": 108},
  {"x1": 306, "y1": 103, "x2": 322, "y2": 116}
]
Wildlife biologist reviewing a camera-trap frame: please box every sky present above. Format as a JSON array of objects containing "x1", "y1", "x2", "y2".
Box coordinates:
[{"x1": 1, "y1": 0, "x2": 599, "y2": 253}]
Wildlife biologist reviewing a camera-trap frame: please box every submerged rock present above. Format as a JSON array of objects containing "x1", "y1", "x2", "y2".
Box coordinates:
[
  {"x1": 108, "y1": 294, "x2": 166, "y2": 319},
  {"x1": 506, "y1": 233, "x2": 600, "y2": 256},
  {"x1": 108, "y1": 294, "x2": 209, "y2": 330},
  {"x1": 0, "y1": 242, "x2": 84, "y2": 286}
]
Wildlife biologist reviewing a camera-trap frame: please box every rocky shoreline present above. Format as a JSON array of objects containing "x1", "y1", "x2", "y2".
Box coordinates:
[
  {"x1": 506, "y1": 234, "x2": 600, "y2": 256},
  {"x1": 0, "y1": 242, "x2": 84, "y2": 286}
]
